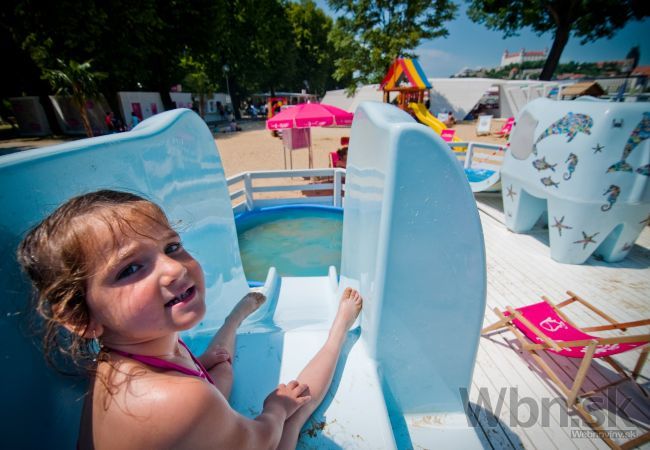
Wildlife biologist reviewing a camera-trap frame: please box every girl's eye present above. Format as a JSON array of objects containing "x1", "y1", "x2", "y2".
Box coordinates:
[
  {"x1": 165, "y1": 242, "x2": 182, "y2": 254},
  {"x1": 117, "y1": 263, "x2": 142, "y2": 280}
]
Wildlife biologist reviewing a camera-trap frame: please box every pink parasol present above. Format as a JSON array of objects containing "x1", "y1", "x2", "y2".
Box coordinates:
[
  {"x1": 266, "y1": 103, "x2": 353, "y2": 130},
  {"x1": 266, "y1": 103, "x2": 354, "y2": 169}
]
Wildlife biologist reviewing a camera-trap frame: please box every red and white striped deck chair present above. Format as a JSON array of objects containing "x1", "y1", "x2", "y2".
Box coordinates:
[{"x1": 482, "y1": 291, "x2": 649, "y2": 450}]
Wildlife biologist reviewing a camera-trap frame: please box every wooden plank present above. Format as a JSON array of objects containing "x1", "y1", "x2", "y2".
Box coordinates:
[{"x1": 474, "y1": 194, "x2": 650, "y2": 449}]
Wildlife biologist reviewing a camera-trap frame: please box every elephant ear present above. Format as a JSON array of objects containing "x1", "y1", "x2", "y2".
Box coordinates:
[{"x1": 510, "y1": 110, "x2": 538, "y2": 160}]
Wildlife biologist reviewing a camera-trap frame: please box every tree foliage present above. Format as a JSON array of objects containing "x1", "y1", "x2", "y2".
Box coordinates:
[
  {"x1": 466, "y1": 0, "x2": 649, "y2": 80},
  {"x1": 2, "y1": 0, "x2": 347, "y2": 122},
  {"x1": 328, "y1": 0, "x2": 457, "y2": 92},
  {"x1": 287, "y1": 1, "x2": 338, "y2": 94}
]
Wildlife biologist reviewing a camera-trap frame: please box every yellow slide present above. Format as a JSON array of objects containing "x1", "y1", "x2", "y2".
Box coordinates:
[{"x1": 408, "y1": 102, "x2": 462, "y2": 143}]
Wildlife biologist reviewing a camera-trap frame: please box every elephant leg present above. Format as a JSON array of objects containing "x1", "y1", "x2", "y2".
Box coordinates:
[
  {"x1": 502, "y1": 177, "x2": 547, "y2": 233},
  {"x1": 594, "y1": 208, "x2": 650, "y2": 262},
  {"x1": 546, "y1": 199, "x2": 605, "y2": 265}
]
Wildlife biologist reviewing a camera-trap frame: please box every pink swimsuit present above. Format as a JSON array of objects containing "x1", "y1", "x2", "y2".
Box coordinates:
[{"x1": 106, "y1": 340, "x2": 216, "y2": 385}]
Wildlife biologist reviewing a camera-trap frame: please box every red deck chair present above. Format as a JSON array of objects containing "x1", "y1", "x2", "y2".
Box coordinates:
[
  {"x1": 441, "y1": 129, "x2": 456, "y2": 142},
  {"x1": 493, "y1": 117, "x2": 515, "y2": 138},
  {"x1": 482, "y1": 291, "x2": 649, "y2": 449}
]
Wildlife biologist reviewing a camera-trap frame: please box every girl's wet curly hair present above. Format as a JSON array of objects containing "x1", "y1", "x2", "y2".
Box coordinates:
[{"x1": 17, "y1": 189, "x2": 169, "y2": 374}]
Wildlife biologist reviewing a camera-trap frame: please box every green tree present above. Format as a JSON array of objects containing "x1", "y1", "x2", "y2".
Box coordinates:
[
  {"x1": 42, "y1": 59, "x2": 106, "y2": 136},
  {"x1": 287, "y1": 0, "x2": 337, "y2": 95},
  {"x1": 328, "y1": 0, "x2": 457, "y2": 93},
  {"x1": 180, "y1": 55, "x2": 218, "y2": 118},
  {"x1": 3, "y1": 0, "x2": 225, "y2": 106},
  {"x1": 466, "y1": 0, "x2": 649, "y2": 81}
]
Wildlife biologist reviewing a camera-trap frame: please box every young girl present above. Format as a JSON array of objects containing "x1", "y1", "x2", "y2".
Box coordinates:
[{"x1": 18, "y1": 189, "x2": 362, "y2": 449}]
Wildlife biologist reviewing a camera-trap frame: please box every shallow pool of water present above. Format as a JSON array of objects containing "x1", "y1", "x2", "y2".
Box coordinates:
[{"x1": 236, "y1": 206, "x2": 343, "y2": 282}]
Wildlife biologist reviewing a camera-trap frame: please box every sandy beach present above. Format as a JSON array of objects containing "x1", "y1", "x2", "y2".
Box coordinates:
[
  {"x1": 1, "y1": 115, "x2": 508, "y2": 182},
  {"x1": 215, "y1": 117, "x2": 507, "y2": 178}
]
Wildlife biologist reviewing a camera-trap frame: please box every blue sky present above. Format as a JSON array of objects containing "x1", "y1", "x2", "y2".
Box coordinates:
[{"x1": 316, "y1": 1, "x2": 650, "y2": 78}]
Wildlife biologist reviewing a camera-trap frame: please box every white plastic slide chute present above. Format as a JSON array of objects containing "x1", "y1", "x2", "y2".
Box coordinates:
[{"x1": 0, "y1": 104, "x2": 486, "y2": 449}]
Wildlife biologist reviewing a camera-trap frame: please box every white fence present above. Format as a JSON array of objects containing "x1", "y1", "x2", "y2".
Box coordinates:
[
  {"x1": 226, "y1": 141, "x2": 506, "y2": 213},
  {"x1": 452, "y1": 141, "x2": 506, "y2": 172},
  {"x1": 227, "y1": 168, "x2": 346, "y2": 214}
]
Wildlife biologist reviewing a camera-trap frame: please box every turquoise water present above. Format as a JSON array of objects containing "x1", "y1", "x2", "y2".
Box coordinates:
[
  {"x1": 464, "y1": 168, "x2": 495, "y2": 183},
  {"x1": 236, "y1": 207, "x2": 343, "y2": 282}
]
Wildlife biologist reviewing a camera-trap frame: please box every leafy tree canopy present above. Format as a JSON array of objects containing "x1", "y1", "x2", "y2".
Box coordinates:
[
  {"x1": 287, "y1": 0, "x2": 338, "y2": 95},
  {"x1": 466, "y1": 0, "x2": 649, "y2": 80},
  {"x1": 328, "y1": 0, "x2": 457, "y2": 92},
  {"x1": 2, "y1": 0, "x2": 346, "y2": 117}
]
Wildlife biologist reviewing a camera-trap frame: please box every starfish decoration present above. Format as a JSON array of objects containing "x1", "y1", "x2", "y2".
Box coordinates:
[
  {"x1": 573, "y1": 231, "x2": 599, "y2": 250},
  {"x1": 640, "y1": 214, "x2": 650, "y2": 227},
  {"x1": 506, "y1": 185, "x2": 517, "y2": 201},
  {"x1": 551, "y1": 216, "x2": 573, "y2": 237},
  {"x1": 592, "y1": 143, "x2": 604, "y2": 154}
]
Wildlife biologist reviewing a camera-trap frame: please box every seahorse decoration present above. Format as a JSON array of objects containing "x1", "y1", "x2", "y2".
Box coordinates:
[
  {"x1": 607, "y1": 112, "x2": 650, "y2": 174},
  {"x1": 533, "y1": 112, "x2": 593, "y2": 155},
  {"x1": 532, "y1": 156, "x2": 557, "y2": 172},
  {"x1": 564, "y1": 153, "x2": 578, "y2": 180},
  {"x1": 601, "y1": 185, "x2": 621, "y2": 211}
]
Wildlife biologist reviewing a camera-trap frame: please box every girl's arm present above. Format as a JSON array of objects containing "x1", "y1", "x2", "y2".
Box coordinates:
[
  {"x1": 151, "y1": 377, "x2": 311, "y2": 449},
  {"x1": 200, "y1": 346, "x2": 234, "y2": 398}
]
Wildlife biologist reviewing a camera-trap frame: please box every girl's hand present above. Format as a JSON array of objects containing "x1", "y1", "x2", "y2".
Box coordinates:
[
  {"x1": 199, "y1": 346, "x2": 231, "y2": 371},
  {"x1": 263, "y1": 380, "x2": 311, "y2": 419}
]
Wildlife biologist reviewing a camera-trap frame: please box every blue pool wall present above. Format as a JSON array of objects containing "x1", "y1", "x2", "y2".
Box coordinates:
[
  {"x1": 341, "y1": 102, "x2": 487, "y2": 413},
  {"x1": 0, "y1": 109, "x2": 249, "y2": 448},
  {"x1": 235, "y1": 204, "x2": 343, "y2": 232}
]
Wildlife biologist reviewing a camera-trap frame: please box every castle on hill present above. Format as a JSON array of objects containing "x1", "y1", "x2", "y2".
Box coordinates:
[{"x1": 501, "y1": 48, "x2": 548, "y2": 67}]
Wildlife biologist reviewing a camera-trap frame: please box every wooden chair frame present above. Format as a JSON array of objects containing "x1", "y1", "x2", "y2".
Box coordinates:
[{"x1": 482, "y1": 291, "x2": 650, "y2": 450}]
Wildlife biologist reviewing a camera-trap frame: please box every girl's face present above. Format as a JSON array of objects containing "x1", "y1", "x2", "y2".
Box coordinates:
[{"x1": 84, "y1": 216, "x2": 206, "y2": 346}]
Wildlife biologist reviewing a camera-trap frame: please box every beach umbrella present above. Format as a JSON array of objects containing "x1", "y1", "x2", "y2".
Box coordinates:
[
  {"x1": 266, "y1": 103, "x2": 354, "y2": 130},
  {"x1": 266, "y1": 103, "x2": 354, "y2": 168}
]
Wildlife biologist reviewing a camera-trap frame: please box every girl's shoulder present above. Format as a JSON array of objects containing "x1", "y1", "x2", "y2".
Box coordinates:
[{"x1": 90, "y1": 361, "x2": 227, "y2": 447}]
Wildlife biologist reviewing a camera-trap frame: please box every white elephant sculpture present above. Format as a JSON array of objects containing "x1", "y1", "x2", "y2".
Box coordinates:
[{"x1": 501, "y1": 97, "x2": 650, "y2": 264}]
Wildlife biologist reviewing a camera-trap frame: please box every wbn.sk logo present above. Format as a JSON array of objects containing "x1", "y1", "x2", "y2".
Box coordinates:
[{"x1": 459, "y1": 387, "x2": 633, "y2": 429}]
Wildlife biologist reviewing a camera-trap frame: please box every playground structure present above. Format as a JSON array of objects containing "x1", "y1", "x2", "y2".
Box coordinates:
[
  {"x1": 380, "y1": 58, "x2": 461, "y2": 144},
  {"x1": 266, "y1": 96, "x2": 287, "y2": 119},
  {"x1": 380, "y1": 58, "x2": 504, "y2": 193},
  {"x1": 502, "y1": 97, "x2": 650, "y2": 264},
  {"x1": 0, "y1": 104, "x2": 486, "y2": 449}
]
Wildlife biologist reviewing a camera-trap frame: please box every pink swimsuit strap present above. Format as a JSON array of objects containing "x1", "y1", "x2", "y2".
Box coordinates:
[{"x1": 106, "y1": 339, "x2": 215, "y2": 386}]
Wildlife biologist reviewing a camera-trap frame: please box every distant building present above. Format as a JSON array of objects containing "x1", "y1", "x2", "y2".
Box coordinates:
[
  {"x1": 453, "y1": 67, "x2": 486, "y2": 78},
  {"x1": 632, "y1": 66, "x2": 650, "y2": 77},
  {"x1": 501, "y1": 48, "x2": 548, "y2": 67}
]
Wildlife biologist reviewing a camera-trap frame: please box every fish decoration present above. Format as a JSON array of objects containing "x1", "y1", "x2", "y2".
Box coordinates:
[
  {"x1": 533, "y1": 112, "x2": 593, "y2": 154},
  {"x1": 636, "y1": 164, "x2": 650, "y2": 176},
  {"x1": 607, "y1": 112, "x2": 650, "y2": 173},
  {"x1": 563, "y1": 153, "x2": 578, "y2": 180},
  {"x1": 532, "y1": 156, "x2": 557, "y2": 172},
  {"x1": 540, "y1": 176, "x2": 560, "y2": 188},
  {"x1": 601, "y1": 185, "x2": 621, "y2": 212}
]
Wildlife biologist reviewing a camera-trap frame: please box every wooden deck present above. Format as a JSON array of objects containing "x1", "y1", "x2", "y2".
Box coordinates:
[{"x1": 469, "y1": 194, "x2": 650, "y2": 450}]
